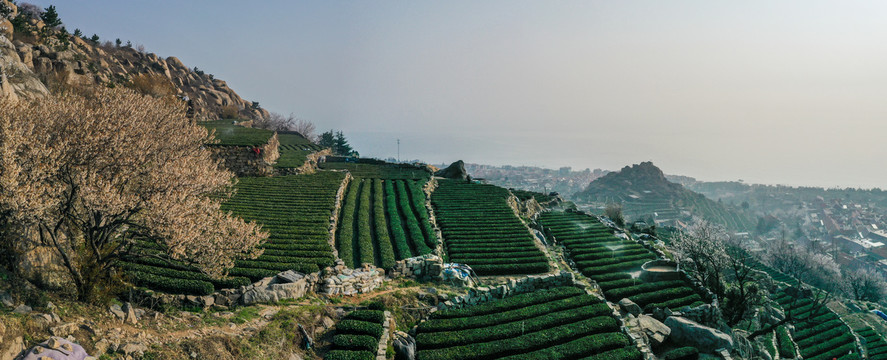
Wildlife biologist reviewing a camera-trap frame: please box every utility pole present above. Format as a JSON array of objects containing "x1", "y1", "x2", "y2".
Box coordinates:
[{"x1": 397, "y1": 138, "x2": 400, "y2": 163}]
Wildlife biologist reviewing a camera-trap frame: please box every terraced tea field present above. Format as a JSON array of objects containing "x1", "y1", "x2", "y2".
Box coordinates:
[
  {"x1": 511, "y1": 189, "x2": 557, "y2": 203},
  {"x1": 855, "y1": 325, "x2": 887, "y2": 359},
  {"x1": 276, "y1": 132, "x2": 326, "y2": 168},
  {"x1": 320, "y1": 162, "x2": 430, "y2": 180},
  {"x1": 336, "y1": 178, "x2": 436, "y2": 268},
  {"x1": 119, "y1": 172, "x2": 345, "y2": 294},
  {"x1": 415, "y1": 286, "x2": 641, "y2": 360},
  {"x1": 431, "y1": 180, "x2": 549, "y2": 276},
  {"x1": 538, "y1": 211, "x2": 705, "y2": 310},
  {"x1": 200, "y1": 119, "x2": 274, "y2": 146},
  {"x1": 225, "y1": 172, "x2": 345, "y2": 280},
  {"x1": 774, "y1": 291, "x2": 860, "y2": 360}
]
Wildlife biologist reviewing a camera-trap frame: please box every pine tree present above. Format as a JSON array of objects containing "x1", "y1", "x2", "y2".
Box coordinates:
[
  {"x1": 90, "y1": 34, "x2": 99, "y2": 43},
  {"x1": 40, "y1": 5, "x2": 61, "y2": 28},
  {"x1": 318, "y1": 130, "x2": 335, "y2": 150},
  {"x1": 72, "y1": 28, "x2": 82, "y2": 37},
  {"x1": 334, "y1": 131, "x2": 354, "y2": 156}
]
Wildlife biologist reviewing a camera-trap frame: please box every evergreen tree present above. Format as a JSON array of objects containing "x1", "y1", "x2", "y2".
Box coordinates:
[
  {"x1": 318, "y1": 130, "x2": 336, "y2": 150},
  {"x1": 333, "y1": 131, "x2": 354, "y2": 156},
  {"x1": 40, "y1": 5, "x2": 61, "y2": 28},
  {"x1": 90, "y1": 34, "x2": 99, "y2": 43},
  {"x1": 72, "y1": 28, "x2": 82, "y2": 37},
  {"x1": 115, "y1": 38, "x2": 122, "y2": 47}
]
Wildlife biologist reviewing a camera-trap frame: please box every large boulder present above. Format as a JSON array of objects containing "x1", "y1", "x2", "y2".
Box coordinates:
[
  {"x1": 0, "y1": 19, "x2": 12, "y2": 39},
  {"x1": 19, "y1": 337, "x2": 90, "y2": 360},
  {"x1": 638, "y1": 314, "x2": 670, "y2": 347},
  {"x1": 619, "y1": 298, "x2": 641, "y2": 316},
  {"x1": 0, "y1": 34, "x2": 48, "y2": 100},
  {"x1": 393, "y1": 331, "x2": 416, "y2": 360},
  {"x1": 0, "y1": 336, "x2": 24, "y2": 360},
  {"x1": 664, "y1": 316, "x2": 733, "y2": 353},
  {"x1": 435, "y1": 160, "x2": 469, "y2": 180}
]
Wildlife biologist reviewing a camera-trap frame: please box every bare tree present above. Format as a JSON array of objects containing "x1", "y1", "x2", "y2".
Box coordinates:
[
  {"x1": 748, "y1": 238, "x2": 840, "y2": 339},
  {"x1": 291, "y1": 117, "x2": 317, "y2": 140},
  {"x1": 604, "y1": 203, "x2": 624, "y2": 228},
  {"x1": 254, "y1": 112, "x2": 317, "y2": 141},
  {"x1": 721, "y1": 239, "x2": 766, "y2": 326},
  {"x1": 0, "y1": 87, "x2": 267, "y2": 301},
  {"x1": 843, "y1": 267, "x2": 887, "y2": 302},
  {"x1": 671, "y1": 219, "x2": 729, "y2": 300}
]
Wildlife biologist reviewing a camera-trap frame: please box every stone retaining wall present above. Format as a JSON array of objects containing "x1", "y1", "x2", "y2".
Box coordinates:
[
  {"x1": 435, "y1": 271, "x2": 576, "y2": 311},
  {"x1": 209, "y1": 133, "x2": 279, "y2": 177},
  {"x1": 375, "y1": 311, "x2": 393, "y2": 360},
  {"x1": 321, "y1": 263, "x2": 385, "y2": 296},
  {"x1": 391, "y1": 255, "x2": 443, "y2": 279},
  {"x1": 146, "y1": 261, "x2": 386, "y2": 308},
  {"x1": 327, "y1": 173, "x2": 352, "y2": 261}
]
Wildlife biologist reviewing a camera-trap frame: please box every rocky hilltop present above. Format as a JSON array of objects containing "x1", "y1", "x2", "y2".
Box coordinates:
[
  {"x1": 0, "y1": 0, "x2": 267, "y2": 120},
  {"x1": 575, "y1": 161, "x2": 754, "y2": 230}
]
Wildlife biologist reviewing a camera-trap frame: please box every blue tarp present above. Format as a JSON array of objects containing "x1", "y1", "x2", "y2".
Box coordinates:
[{"x1": 872, "y1": 310, "x2": 887, "y2": 322}]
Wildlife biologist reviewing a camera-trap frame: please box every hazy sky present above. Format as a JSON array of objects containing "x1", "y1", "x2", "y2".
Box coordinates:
[{"x1": 33, "y1": 1, "x2": 887, "y2": 188}]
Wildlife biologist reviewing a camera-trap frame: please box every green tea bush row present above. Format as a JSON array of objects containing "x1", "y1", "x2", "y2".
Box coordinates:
[
  {"x1": 419, "y1": 294, "x2": 599, "y2": 332},
  {"x1": 432, "y1": 286, "x2": 584, "y2": 319},
  {"x1": 416, "y1": 317, "x2": 626, "y2": 360},
  {"x1": 357, "y1": 180, "x2": 375, "y2": 265},
  {"x1": 661, "y1": 346, "x2": 699, "y2": 360},
  {"x1": 337, "y1": 180, "x2": 360, "y2": 268},
  {"x1": 372, "y1": 179, "x2": 396, "y2": 268},
  {"x1": 332, "y1": 334, "x2": 378, "y2": 352},
  {"x1": 384, "y1": 180, "x2": 412, "y2": 259},
  {"x1": 126, "y1": 271, "x2": 214, "y2": 295},
  {"x1": 776, "y1": 326, "x2": 795, "y2": 358},
  {"x1": 417, "y1": 305, "x2": 613, "y2": 349}
]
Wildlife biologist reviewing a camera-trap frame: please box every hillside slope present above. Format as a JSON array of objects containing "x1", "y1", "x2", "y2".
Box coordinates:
[
  {"x1": 574, "y1": 161, "x2": 754, "y2": 230},
  {"x1": 0, "y1": 0, "x2": 267, "y2": 120}
]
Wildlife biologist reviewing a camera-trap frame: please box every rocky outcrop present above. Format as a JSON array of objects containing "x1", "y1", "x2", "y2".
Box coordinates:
[
  {"x1": 619, "y1": 298, "x2": 642, "y2": 316},
  {"x1": 19, "y1": 337, "x2": 91, "y2": 360},
  {"x1": 435, "y1": 160, "x2": 469, "y2": 180},
  {"x1": 637, "y1": 314, "x2": 670, "y2": 347},
  {"x1": 0, "y1": 6, "x2": 267, "y2": 119},
  {"x1": 393, "y1": 331, "x2": 416, "y2": 360},
  {"x1": 664, "y1": 316, "x2": 734, "y2": 353},
  {"x1": 240, "y1": 270, "x2": 317, "y2": 305},
  {"x1": 0, "y1": 34, "x2": 48, "y2": 100}
]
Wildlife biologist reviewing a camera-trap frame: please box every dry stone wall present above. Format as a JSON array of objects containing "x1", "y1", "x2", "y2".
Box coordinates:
[
  {"x1": 391, "y1": 255, "x2": 443, "y2": 279},
  {"x1": 210, "y1": 134, "x2": 278, "y2": 177},
  {"x1": 435, "y1": 270, "x2": 576, "y2": 311}
]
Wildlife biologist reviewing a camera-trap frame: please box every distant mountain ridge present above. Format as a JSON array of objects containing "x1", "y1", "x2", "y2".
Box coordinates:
[{"x1": 574, "y1": 161, "x2": 754, "y2": 230}]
